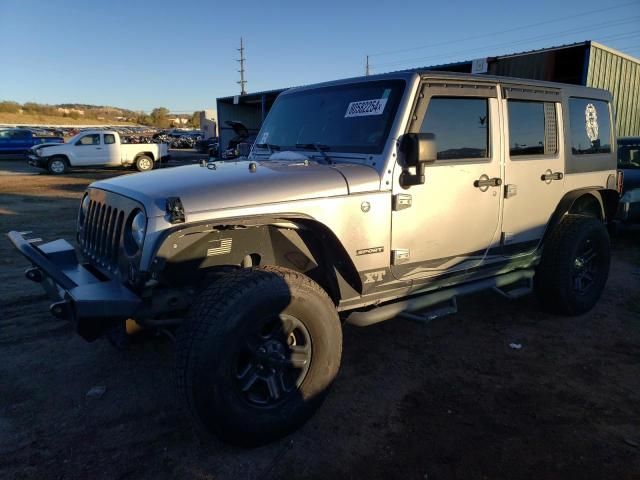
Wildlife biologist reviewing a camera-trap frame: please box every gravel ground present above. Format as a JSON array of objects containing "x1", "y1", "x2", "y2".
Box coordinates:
[{"x1": 1, "y1": 156, "x2": 639, "y2": 480}]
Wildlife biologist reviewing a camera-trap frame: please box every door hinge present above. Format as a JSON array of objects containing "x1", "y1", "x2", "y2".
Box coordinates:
[
  {"x1": 391, "y1": 249, "x2": 410, "y2": 265},
  {"x1": 392, "y1": 193, "x2": 412, "y2": 211}
]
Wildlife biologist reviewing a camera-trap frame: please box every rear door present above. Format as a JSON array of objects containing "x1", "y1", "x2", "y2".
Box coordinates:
[
  {"x1": 391, "y1": 80, "x2": 503, "y2": 280},
  {"x1": 500, "y1": 85, "x2": 564, "y2": 255}
]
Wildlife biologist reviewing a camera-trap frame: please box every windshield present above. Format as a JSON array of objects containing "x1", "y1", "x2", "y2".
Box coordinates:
[
  {"x1": 618, "y1": 143, "x2": 640, "y2": 169},
  {"x1": 255, "y1": 79, "x2": 405, "y2": 155}
]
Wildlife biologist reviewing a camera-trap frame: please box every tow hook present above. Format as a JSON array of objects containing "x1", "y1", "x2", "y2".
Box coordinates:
[
  {"x1": 25, "y1": 266, "x2": 43, "y2": 283},
  {"x1": 50, "y1": 300, "x2": 71, "y2": 320}
]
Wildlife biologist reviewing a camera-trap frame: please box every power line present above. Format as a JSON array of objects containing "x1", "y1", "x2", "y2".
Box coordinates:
[
  {"x1": 368, "y1": 0, "x2": 640, "y2": 58},
  {"x1": 370, "y1": 16, "x2": 640, "y2": 70}
]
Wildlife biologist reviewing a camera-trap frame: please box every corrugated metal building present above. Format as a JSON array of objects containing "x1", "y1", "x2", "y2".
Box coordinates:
[
  {"x1": 215, "y1": 41, "x2": 640, "y2": 150},
  {"x1": 483, "y1": 41, "x2": 639, "y2": 137}
]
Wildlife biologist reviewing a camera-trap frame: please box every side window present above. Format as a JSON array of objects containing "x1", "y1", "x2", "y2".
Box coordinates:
[
  {"x1": 77, "y1": 134, "x2": 100, "y2": 146},
  {"x1": 569, "y1": 98, "x2": 611, "y2": 155},
  {"x1": 420, "y1": 97, "x2": 489, "y2": 161},
  {"x1": 508, "y1": 100, "x2": 558, "y2": 157},
  {"x1": 104, "y1": 134, "x2": 116, "y2": 144},
  {"x1": 14, "y1": 130, "x2": 31, "y2": 140}
]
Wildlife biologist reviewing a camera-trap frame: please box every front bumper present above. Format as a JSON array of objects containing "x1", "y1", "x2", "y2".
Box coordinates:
[
  {"x1": 7, "y1": 231, "x2": 141, "y2": 341},
  {"x1": 27, "y1": 154, "x2": 48, "y2": 168}
]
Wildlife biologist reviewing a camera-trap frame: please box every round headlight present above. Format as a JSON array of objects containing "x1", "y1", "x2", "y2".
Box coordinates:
[
  {"x1": 78, "y1": 194, "x2": 90, "y2": 226},
  {"x1": 131, "y1": 211, "x2": 146, "y2": 248}
]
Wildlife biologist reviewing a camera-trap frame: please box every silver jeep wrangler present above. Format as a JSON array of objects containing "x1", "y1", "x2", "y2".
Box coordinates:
[{"x1": 9, "y1": 71, "x2": 620, "y2": 446}]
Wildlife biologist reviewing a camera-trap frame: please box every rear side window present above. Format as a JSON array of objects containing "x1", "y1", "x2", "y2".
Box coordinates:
[
  {"x1": 569, "y1": 98, "x2": 611, "y2": 155},
  {"x1": 508, "y1": 100, "x2": 557, "y2": 157},
  {"x1": 420, "y1": 97, "x2": 489, "y2": 160},
  {"x1": 77, "y1": 134, "x2": 100, "y2": 146},
  {"x1": 104, "y1": 134, "x2": 116, "y2": 144}
]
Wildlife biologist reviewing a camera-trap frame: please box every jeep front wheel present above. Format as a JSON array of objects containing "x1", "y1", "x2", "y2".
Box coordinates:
[
  {"x1": 535, "y1": 214, "x2": 610, "y2": 315},
  {"x1": 176, "y1": 266, "x2": 342, "y2": 446}
]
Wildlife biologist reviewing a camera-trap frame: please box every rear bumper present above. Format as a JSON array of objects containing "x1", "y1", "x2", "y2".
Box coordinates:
[{"x1": 7, "y1": 231, "x2": 141, "y2": 341}]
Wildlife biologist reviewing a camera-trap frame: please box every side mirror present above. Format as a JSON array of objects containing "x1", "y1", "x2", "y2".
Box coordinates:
[{"x1": 399, "y1": 132, "x2": 436, "y2": 187}]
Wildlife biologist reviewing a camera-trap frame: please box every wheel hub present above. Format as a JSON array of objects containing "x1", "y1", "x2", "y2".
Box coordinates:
[
  {"x1": 573, "y1": 238, "x2": 597, "y2": 295},
  {"x1": 235, "y1": 314, "x2": 312, "y2": 407}
]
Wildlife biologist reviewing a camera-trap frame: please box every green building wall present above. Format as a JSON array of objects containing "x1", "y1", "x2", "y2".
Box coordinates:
[{"x1": 586, "y1": 42, "x2": 640, "y2": 138}]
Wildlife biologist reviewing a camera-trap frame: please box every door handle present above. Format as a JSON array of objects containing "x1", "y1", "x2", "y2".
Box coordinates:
[
  {"x1": 540, "y1": 171, "x2": 563, "y2": 181},
  {"x1": 474, "y1": 175, "x2": 502, "y2": 189},
  {"x1": 95, "y1": 147, "x2": 102, "y2": 150}
]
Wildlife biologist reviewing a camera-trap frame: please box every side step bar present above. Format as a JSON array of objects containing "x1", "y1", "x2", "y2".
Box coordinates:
[{"x1": 346, "y1": 269, "x2": 535, "y2": 327}]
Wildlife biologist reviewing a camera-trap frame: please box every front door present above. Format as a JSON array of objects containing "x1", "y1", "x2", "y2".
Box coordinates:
[
  {"x1": 73, "y1": 133, "x2": 103, "y2": 165},
  {"x1": 500, "y1": 86, "x2": 565, "y2": 256},
  {"x1": 391, "y1": 81, "x2": 503, "y2": 281}
]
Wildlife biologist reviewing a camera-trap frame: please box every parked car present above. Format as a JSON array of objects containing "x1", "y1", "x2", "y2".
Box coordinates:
[
  {"x1": 616, "y1": 136, "x2": 640, "y2": 224},
  {"x1": 27, "y1": 130, "x2": 170, "y2": 174},
  {"x1": 0, "y1": 128, "x2": 64, "y2": 154},
  {"x1": 8, "y1": 71, "x2": 619, "y2": 446},
  {"x1": 196, "y1": 136, "x2": 219, "y2": 155}
]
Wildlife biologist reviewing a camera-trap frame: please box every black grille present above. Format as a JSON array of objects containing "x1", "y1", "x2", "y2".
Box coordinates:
[{"x1": 81, "y1": 198, "x2": 125, "y2": 271}]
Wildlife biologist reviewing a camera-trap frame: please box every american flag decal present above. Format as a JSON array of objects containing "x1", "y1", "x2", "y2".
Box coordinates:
[{"x1": 206, "y1": 238, "x2": 233, "y2": 256}]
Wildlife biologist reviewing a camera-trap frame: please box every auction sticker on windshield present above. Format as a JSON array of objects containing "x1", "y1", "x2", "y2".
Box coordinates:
[{"x1": 345, "y1": 98, "x2": 388, "y2": 118}]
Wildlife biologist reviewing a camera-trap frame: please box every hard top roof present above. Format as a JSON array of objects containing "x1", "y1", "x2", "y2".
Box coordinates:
[{"x1": 284, "y1": 70, "x2": 612, "y2": 100}]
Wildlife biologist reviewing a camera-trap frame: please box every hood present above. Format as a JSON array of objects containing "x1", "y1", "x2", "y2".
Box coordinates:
[
  {"x1": 32, "y1": 142, "x2": 65, "y2": 153},
  {"x1": 226, "y1": 120, "x2": 249, "y2": 136},
  {"x1": 90, "y1": 159, "x2": 381, "y2": 218}
]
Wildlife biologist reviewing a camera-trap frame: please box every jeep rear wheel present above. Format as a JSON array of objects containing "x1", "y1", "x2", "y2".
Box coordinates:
[
  {"x1": 535, "y1": 214, "x2": 610, "y2": 315},
  {"x1": 176, "y1": 266, "x2": 342, "y2": 446}
]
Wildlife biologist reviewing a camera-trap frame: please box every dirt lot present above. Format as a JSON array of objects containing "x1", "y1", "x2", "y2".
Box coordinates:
[{"x1": 1, "y1": 157, "x2": 639, "y2": 480}]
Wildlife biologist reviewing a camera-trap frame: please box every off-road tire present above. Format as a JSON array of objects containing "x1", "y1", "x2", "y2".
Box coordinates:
[
  {"x1": 176, "y1": 266, "x2": 342, "y2": 447},
  {"x1": 535, "y1": 214, "x2": 610, "y2": 315},
  {"x1": 47, "y1": 156, "x2": 68, "y2": 174},
  {"x1": 134, "y1": 155, "x2": 154, "y2": 172}
]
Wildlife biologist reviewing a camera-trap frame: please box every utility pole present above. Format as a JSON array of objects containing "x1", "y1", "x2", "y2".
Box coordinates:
[
  {"x1": 365, "y1": 55, "x2": 370, "y2": 76},
  {"x1": 237, "y1": 37, "x2": 247, "y2": 95}
]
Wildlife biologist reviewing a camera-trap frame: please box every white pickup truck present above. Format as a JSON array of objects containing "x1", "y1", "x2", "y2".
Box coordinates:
[{"x1": 27, "y1": 130, "x2": 170, "y2": 174}]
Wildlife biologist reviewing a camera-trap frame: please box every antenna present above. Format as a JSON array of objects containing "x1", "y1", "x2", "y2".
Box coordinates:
[
  {"x1": 237, "y1": 37, "x2": 247, "y2": 95},
  {"x1": 365, "y1": 55, "x2": 370, "y2": 76}
]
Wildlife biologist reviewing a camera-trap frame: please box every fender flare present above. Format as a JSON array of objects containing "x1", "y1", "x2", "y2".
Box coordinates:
[
  {"x1": 544, "y1": 187, "x2": 618, "y2": 241},
  {"x1": 149, "y1": 214, "x2": 362, "y2": 303}
]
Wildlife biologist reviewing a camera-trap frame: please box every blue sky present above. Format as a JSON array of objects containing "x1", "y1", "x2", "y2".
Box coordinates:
[{"x1": 1, "y1": 0, "x2": 639, "y2": 112}]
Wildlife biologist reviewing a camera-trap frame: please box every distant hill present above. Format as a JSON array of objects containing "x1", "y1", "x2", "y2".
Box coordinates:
[
  {"x1": 0, "y1": 101, "x2": 196, "y2": 127},
  {"x1": 0, "y1": 100, "x2": 141, "y2": 124}
]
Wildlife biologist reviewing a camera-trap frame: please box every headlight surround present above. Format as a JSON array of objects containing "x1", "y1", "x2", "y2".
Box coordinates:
[
  {"x1": 125, "y1": 210, "x2": 146, "y2": 255},
  {"x1": 78, "y1": 194, "x2": 90, "y2": 227}
]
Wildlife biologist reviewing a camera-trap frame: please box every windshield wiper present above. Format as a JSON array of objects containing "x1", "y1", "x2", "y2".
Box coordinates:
[
  {"x1": 295, "y1": 143, "x2": 333, "y2": 164},
  {"x1": 255, "y1": 143, "x2": 281, "y2": 154}
]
